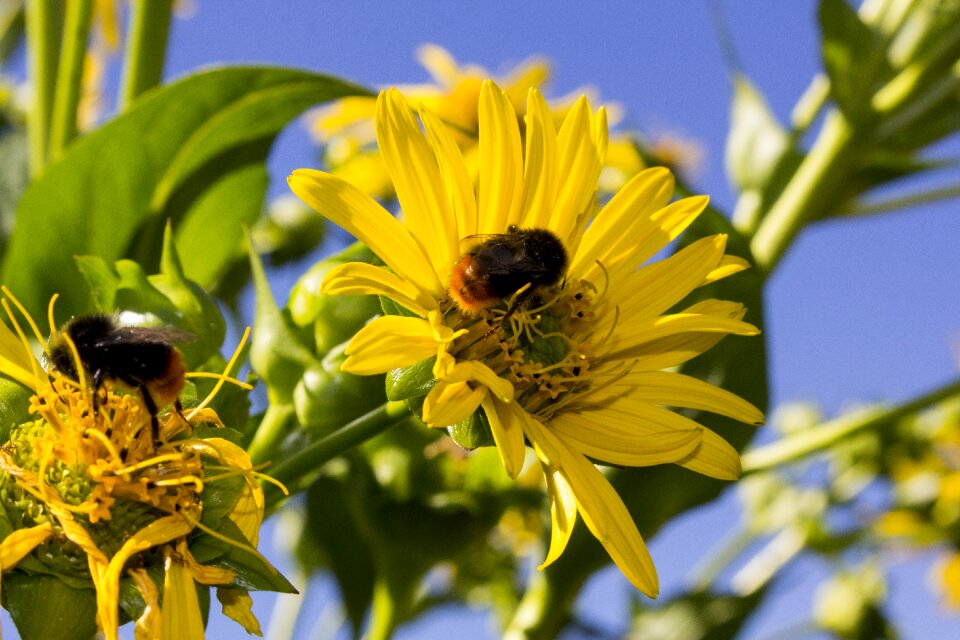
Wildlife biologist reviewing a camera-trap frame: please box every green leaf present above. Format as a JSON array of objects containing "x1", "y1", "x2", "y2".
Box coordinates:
[
  {"x1": 305, "y1": 474, "x2": 376, "y2": 637},
  {"x1": 249, "y1": 237, "x2": 317, "y2": 404},
  {"x1": 1, "y1": 66, "x2": 371, "y2": 320},
  {"x1": 0, "y1": 128, "x2": 28, "y2": 252},
  {"x1": 2, "y1": 573, "x2": 98, "y2": 640},
  {"x1": 385, "y1": 357, "x2": 437, "y2": 402},
  {"x1": 203, "y1": 518, "x2": 297, "y2": 593},
  {"x1": 819, "y1": 0, "x2": 889, "y2": 118},
  {"x1": 0, "y1": 378, "x2": 33, "y2": 442},
  {"x1": 726, "y1": 74, "x2": 791, "y2": 193},
  {"x1": 725, "y1": 74, "x2": 803, "y2": 231}
]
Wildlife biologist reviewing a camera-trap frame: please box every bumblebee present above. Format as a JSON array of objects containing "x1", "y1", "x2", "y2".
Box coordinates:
[
  {"x1": 448, "y1": 225, "x2": 567, "y2": 315},
  {"x1": 48, "y1": 314, "x2": 193, "y2": 438}
]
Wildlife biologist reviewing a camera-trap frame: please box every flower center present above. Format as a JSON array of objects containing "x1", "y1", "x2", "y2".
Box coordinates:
[{"x1": 444, "y1": 279, "x2": 597, "y2": 418}]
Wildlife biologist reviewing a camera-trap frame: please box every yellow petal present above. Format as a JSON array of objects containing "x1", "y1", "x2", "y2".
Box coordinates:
[
  {"x1": 702, "y1": 254, "x2": 751, "y2": 285},
  {"x1": 552, "y1": 96, "x2": 602, "y2": 247},
  {"x1": 604, "y1": 310, "x2": 760, "y2": 362},
  {"x1": 130, "y1": 568, "x2": 161, "y2": 640},
  {"x1": 604, "y1": 234, "x2": 727, "y2": 317},
  {"x1": 322, "y1": 261, "x2": 436, "y2": 317},
  {"x1": 522, "y1": 417, "x2": 658, "y2": 596},
  {"x1": 377, "y1": 89, "x2": 459, "y2": 277},
  {"x1": 288, "y1": 169, "x2": 441, "y2": 295},
  {"x1": 0, "y1": 523, "x2": 52, "y2": 570},
  {"x1": 311, "y1": 96, "x2": 377, "y2": 141},
  {"x1": 342, "y1": 316, "x2": 437, "y2": 375},
  {"x1": 99, "y1": 515, "x2": 193, "y2": 640},
  {"x1": 481, "y1": 396, "x2": 528, "y2": 479},
  {"x1": 550, "y1": 410, "x2": 702, "y2": 467},
  {"x1": 478, "y1": 81, "x2": 524, "y2": 233},
  {"x1": 422, "y1": 380, "x2": 485, "y2": 427},
  {"x1": 519, "y1": 88, "x2": 558, "y2": 230},
  {"x1": 540, "y1": 462, "x2": 577, "y2": 568},
  {"x1": 618, "y1": 300, "x2": 751, "y2": 371},
  {"x1": 161, "y1": 548, "x2": 205, "y2": 640},
  {"x1": 218, "y1": 588, "x2": 263, "y2": 636},
  {"x1": 675, "y1": 428, "x2": 742, "y2": 480},
  {"x1": 609, "y1": 371, "x2": 764, "y2": 426},
  {"x1": 434, "y1": 357, "x2": 514, "y2": 402},
  {"x1": 585, "y1": 193, "x2": 709, "y2": 285},
  {"x1": 420, "y1": 106, "x2": 478, "y2": 239},
  {"x1": 569, "y1": 166, "x2": 673, "y2": 279},
  {"x1": 416, "y1": 43, "x2": 460, "y2": 86}
]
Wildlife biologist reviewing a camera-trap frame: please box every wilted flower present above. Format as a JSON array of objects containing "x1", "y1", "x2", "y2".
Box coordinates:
[{"x1": 0, "y1": 289, "x2": 291, "y2": 639}]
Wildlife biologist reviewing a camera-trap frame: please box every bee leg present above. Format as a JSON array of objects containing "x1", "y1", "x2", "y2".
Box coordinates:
[
  {"x1": 138, "y1": 384, "x2": 160, "y2": 442},
  {"x1": 91, "y1": 369, "x2": 104, "y2": 417}
]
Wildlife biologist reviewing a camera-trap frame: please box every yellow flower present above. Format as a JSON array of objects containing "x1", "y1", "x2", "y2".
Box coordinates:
[
  {"x1": 311, "y1": 44, "x2": 636, "y2": 198},
  {"x1": 0, "y1": 290, "x2": 284, "y2": 639},
  {"x1": 289, "y1": 82, "x2": 763, "y2": 596}
]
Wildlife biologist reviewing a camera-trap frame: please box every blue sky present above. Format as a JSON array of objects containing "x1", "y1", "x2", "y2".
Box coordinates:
[{"x1": 10, "y1": 1, "x2": 960, "y2": 638}]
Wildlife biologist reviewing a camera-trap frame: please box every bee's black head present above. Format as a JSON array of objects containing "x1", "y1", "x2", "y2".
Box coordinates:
[{"x1": 48, "y1": 314, "x2": 116, "y2": 377}]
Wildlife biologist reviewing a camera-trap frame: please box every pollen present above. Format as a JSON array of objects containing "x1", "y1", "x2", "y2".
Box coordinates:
[{"x1": 443, "y1": 279, "x2": 597, "y2": 419}]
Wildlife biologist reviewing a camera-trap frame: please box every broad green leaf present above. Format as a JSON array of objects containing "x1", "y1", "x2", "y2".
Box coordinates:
[
  {"x1": 304, "y1": 474, "x2": 376, "y2": 637},
  {"x1": 2, "y1": 66, "x2": 370, "y2": 320},
  {"x1": 2, "y1": 573, "x2": 98, "y2": 640},
  {"x1": 204, "y1": 517, "x2": 298, "y2": 593}
]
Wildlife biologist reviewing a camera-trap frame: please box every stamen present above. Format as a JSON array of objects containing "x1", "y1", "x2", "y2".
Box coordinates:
[
  {"x1": 2, "y1": 286, "x2": 50, "y2": 351},
  {"x1": 82, "y1": 428, "x2": 124, "y2": 466},
  {"x1": 152, "y1": 475, "x2": 204, "y2": 492},
  {"x1": 46, "y1": 293, "x2": 60, "y2": 346},
  {"x1": 186, "y1": 326, "x2": 251, "y2": 420},
  {"x1": 183, "y1": 371, "x2": 254, "y2": 390},
  {"x1": 1, "y1": 299, "x2": 43, "y2": 389},
  {"x1": 109, "y1": 453, "x2": 187, "y2": 476}
]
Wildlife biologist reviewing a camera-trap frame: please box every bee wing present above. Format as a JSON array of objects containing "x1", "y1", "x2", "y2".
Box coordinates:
[
  {"x1": 96, "y1": 326, "x2": 195, "y2": 348},
  {"x1": 458, "y1": 233, "x2": 520, "y2": 253}
]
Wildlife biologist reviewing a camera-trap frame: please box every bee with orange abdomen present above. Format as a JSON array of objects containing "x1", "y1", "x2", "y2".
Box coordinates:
[
  {"x1": 448, "y1": 226, "x2": 567, "y2": 315},
  {"x1": 48, "y1": 314, "x2": 193, "y2": 439}
]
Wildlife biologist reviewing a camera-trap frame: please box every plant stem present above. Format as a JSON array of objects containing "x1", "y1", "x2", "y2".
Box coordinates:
[
  {"x1": 749, "y1": 108, "x2": 855, "y2": 273},
  {"x1": 742, "y1": 377, "x2": 960, "y2": 474},
  {"x1": 48, "y1": 0, "x2": 92, "y2": 159},
  {"x1": 24, "y1": 0, "x2": 62, "y2": 176},
  {"x1": 263, "y1": 401, "x2": 410, "y2": 508},
  {"x1": 119, "y1": 0, "x2": 173, "y2": 109},
  {"x1": 247, "y1": 402, "x2": 296, "y2": 464}
]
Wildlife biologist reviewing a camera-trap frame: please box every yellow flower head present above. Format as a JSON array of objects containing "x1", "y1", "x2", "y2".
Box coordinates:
[
  {"x1": 0, "y1": 290, "x2": 283, "y2": 639},
  {"x1": 289, "y1": 82, "x2": 763, "y2": 596},
  {"x1": 310, "y1": 44, "x2": 642, "y2": 197}
]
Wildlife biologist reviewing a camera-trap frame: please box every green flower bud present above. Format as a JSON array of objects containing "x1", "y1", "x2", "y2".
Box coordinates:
[{"x1": 288, "y1": 241, "x2": 381, "y2": 354}]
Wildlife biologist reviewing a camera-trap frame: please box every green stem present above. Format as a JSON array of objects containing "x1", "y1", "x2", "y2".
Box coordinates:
[
  {"x1": 742, "y1": 377, "x2": 960, "y2": 474},
  {"x1": 367, "y1": 579, "x2": 399, "y2": 640},
  {"x1": 844, "y1": 183, "x2": 960, "y2": 217},
  {"x1": 749, "y1": 108, "x2": 855, "y2": 273},
  {"x1": 503, "y1": 569, "x2": 574, "y2": 640},
  {"x1": 247, "y1": 402, "x2": 296, "y2": 464},
  {"x1": 263, "y1": 401, "x2": 409, "y2": 507},
  {"x1": 24, "y1": 0, "x2": 63, "y2": 176},
  {"x1": 688, "y1": 525, "x2": 757, "y2": 591},
  {"x1": 118, "y1": 0, "x2": 173, "y2": 109},
  {"x1": 48, "y1": 0, "x2": 92, "y2": 159}
]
